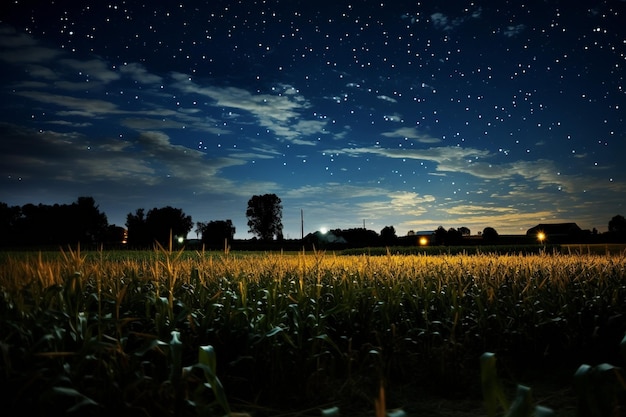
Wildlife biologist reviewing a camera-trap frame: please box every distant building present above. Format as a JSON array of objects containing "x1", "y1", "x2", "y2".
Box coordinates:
[
  {"x1": 398, "y1": 230, "x2": 434, "y2": 246},
  {"x1": 526, "y1": 223, "x2": 582, "y2": 242}
]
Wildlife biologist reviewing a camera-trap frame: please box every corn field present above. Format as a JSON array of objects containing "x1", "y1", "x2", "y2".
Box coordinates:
[{"x1": 1, "y1": 245, "x2": 625, "y2": 416}]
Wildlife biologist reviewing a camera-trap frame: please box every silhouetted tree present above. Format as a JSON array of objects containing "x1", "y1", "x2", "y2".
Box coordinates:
[
  {"x1": 434, "y1": 225, "x2": 448, "y2": 245},
  {"x1": 332, "y1": 228, "x2": 379, "y2": 247},
  {"x1": 146, "y1": 206, "x2": 193, "y2": 247},
  {"x1": 1, "y1": 197, "x2": 108, "y2": 247},
  {"x1": 126, "y1": 206, "x2": 192, "y2": 248},
  {"x1": 71, "y1": 196, "x2": 109, "y2": 244},
  {"x1": 103, "y1": 225, "x2": 126, "y2": 246},
  {"x1": 0, "y1": 202, "x2": 21, "y2": 246},
  {"x1": 126, "y1": 208, "x2": 149, "y2": 247},
  {"x1": 458, "y1": 226, "x2": 471, "y2": 236},
  {"x1": 195, "y1": 221, "x2": 207, "y2": 239},
  {"x1": 246, "y1": 194, "x2": 283, "y2": 241},
  {"x1": 200, "y1": 220, "x2": 236, "y2": 248},
  {"x1": 380, "y1": 225, "x2": 397, "y2": 245},
  {"x1": 447, "y1": 227, "x2": 463, "y2": 245},
  {"x1": 609, "y1": 215, "x2": 626, "y2": 235},
  {"x1": 482, "y1": 226, "x2": 499, "y2": 242}
]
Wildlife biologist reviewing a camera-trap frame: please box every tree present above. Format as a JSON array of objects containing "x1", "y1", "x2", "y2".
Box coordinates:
[
  {"x1": 482, "y1": 227, "x2": 499, "y2": 242},
  {"x1": 458, "y1": 226, "x2": 471, "y2": 236},
  {"x1": 246, "y1": 194, "x2": 283, "y2": 241},
  {"x1": 72, "y1": 196, "x2": 109, "y2": 244},
  {"x1": 103, "y1": 225, "x2": 126, "y2": 246},
  {"x1": 146, "y1": 206, "x2": 193, "y2": 247},
  {"x1": 126, "y1": 206, "x2": 193, "y2": 248},
  {"x1": 200, "y1": 220, "x2": 236, "y2": 248},
  {"x1": 434, "y1": 225, "x2": 448, "y2": 245},
  {"x1": 330, "y1": 228, "x2": 378, "y2": 247},
  {"x1": 0, "y1": 202, "x2": 21, "y2": 246},
  {"x1": 1, "y1": 197, "x2": 108, "y2": 246},
  {"x1": 380, "y1": 225, "x2": 397, "y2": 245},
  {"x1": 608, "y1": 215, "x2": 626, "y2": 235},
  {"x1": 447, "y1": 227, "x2": 463, "y2": 245},
  {"x1": 195, "y1": 221, "x2": 207, "y2": 239},
  {"x1": 126, "y1": 208, "x2": 149, "y2": 247}
]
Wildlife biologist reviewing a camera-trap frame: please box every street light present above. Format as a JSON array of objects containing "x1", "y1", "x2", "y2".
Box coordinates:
[{"x1": 537, "y1": 232, "x2": 546, "y2": 244}]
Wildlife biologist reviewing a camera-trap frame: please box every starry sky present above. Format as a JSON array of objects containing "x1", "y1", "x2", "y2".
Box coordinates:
[{"x1": 1, "y1": 1, "x2": 625, "y2": 239}]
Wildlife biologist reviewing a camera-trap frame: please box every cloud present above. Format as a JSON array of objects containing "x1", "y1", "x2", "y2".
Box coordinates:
[
  {"x1": 430, "y1": 13, "x2": 467, "y2": 31},
  {"x1": 358, "y1": 191, "x2": 437, "y2": 218},
  {"x1": 172, "y1": 73, "x2": 303, "y2": 121},
  {"x1": 15, "y1": 90, "x2": 121, "y2": 117},
  {"x1": 284, "y1": 182, "x2": 393, "y2": 201},
  {"x1": 24, "y1": 64, "x2": 58, "y2": 80},
  {"x1": 0, "y1": 122, "x2": 250, "y2": 194},
  {"x1": 0, "y1": 25, "x2": 37, "y2": 47},
  {"x1": 0, "y1": 122, "x2": 155, "y2": 184},
  {"x1": 430, "y1": 13, "x2": 451, "y2": 30},
  {"x1": 119, "y1": 62, "x2": 163, "y2": 84},
  {"x1": 48, "y1": 120, "x2": 93, "y2": 128},
  {"x1": 430, "y1": 9, "x2": 481, "y2": 31},
  {"x1": 59, "y1": 58, "x2": 120, "y2": 83},
  {"x1": 171, "y1": 73, "x2": 327, "y2": 144},
  {"x1": 383, "y1": 113, "x2": 403, "y2": 122},
  {"x1": 503, "y1": 24, "x2": 526, "y2": 37},
  {"x1": 135, "y1": 131, "x2": 247, "y2": 178},
  {"x1": 377, "y1": 95, "x2": 397, "y2": 103},
  {"x1": 121, "y1": 118, "x2": 185, "y2": 130},
  {"x1": 381, "y1": 127, "x2": 441, "y2": 143},
  {"x1": 330, "y1": 144, "x2": 589, "y2": 192},
  {"x1": 0, "y1": 26, "x2": 62, "y2": 63}
]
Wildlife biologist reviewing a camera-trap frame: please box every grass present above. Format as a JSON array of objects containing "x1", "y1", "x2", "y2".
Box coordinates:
[{"x1": 0, "y1": 244, "x2": 625, "y2": 416}]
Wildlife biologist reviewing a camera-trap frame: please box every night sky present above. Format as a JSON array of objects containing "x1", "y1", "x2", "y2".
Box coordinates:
[{"x1": 1, "y1": 1, "x2": 625, "y2": 239}]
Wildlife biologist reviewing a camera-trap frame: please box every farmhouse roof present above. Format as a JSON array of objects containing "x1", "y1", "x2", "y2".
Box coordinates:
[
  {"x1": 414, "y1": 230, "x2": 435, "y2": 236},
  {"x1": 526, "y1": 222, "x2": 582, "y2": 236}
]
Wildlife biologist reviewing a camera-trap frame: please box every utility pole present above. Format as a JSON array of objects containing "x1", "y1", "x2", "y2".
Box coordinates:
[
  {"x1": 301, "y1": 209, "x2": 304, "y2": 240},
  {"x1": 363, "y1": 219, "x2": 366, "y2": 229}
]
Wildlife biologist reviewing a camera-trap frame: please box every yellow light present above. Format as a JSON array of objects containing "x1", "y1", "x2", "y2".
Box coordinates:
[
  {"x1": 419, "y1": 236, "x2": 428, "y2": 246},
  {"x1": 537, "y1": 232, "x2": 545, "y2": 242}
]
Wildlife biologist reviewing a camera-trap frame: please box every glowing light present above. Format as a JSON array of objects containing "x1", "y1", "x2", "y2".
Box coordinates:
[
  {"x1": 419, "y1": 236, "x2": 429, "y2": 246},
  {"x1": 320, "y1": 227, "x2": 328, "y2": 234},
  {"x1": 537, "y1": 232, "x2": 546, "y2": 243}
]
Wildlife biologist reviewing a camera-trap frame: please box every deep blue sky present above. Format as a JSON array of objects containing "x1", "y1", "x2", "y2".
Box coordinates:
[{"x1": 1, "y1": 1, "x2": 625, "y2": 239}]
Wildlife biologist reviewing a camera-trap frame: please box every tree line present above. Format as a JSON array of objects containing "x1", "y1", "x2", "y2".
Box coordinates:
[
  {"x1": 1, "y1": 194, "x2": 625, "y2": 249},
  {"x1": 0, "y1": 194, "x2": 285, "y2": 249}
]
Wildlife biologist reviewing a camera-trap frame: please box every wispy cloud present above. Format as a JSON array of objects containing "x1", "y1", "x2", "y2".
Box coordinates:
[
  {"x1": 503, "y1": 24, "x2": 526, "y2": 37},
  {"x1": 358, "y1": 191, "x2": 437, "y2": 218},
  {"x1": 329, "y1": 144, "x2": 591, "y2": 192},
  {"x1": 171, "y1": 73, "x2": 327, "y2": 144},
  {"x1": 0, "y1": 26, "x2": 61, "y2": 63},
  {"x1": 0, "y1": 122, "x2": 250, "y2": 190},
  {"x1": 119, "y1": 62, "x2": 163, "y2": 84},
  {"x1": 377, "y1": 95, "x2": 397, "y2": 103},
  {"x1": 15, "y1": 90, "x2": 121, "y2": 116},
  {"x1": 381, "y1": 127, "x2": 441, "y2": 143},
  {"x1": 59, "y1": 58, "x2": 120, "y2": 83},
  {"x1": 430, "y1": 11, "x2": 480, "y2": 31}
]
